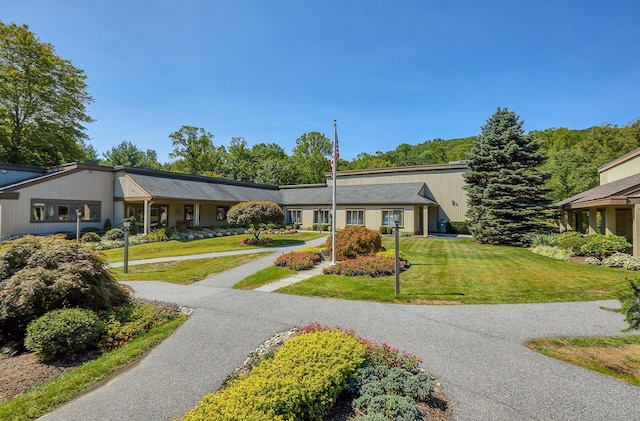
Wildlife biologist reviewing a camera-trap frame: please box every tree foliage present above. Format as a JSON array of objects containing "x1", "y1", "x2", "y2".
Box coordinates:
[
  {"x1": 101, "y1": 140, "x2": 162, "y2": 169},
  {"x1": 463, "y1": 108, "x2": 549, "y2": 246},
  {"x1": 0, "y1": 22, "x2": 94, "y2": 166},
  {"x1": 291, "y1": 131, "x2": 332, "y2": 184},
  {"x1": 168, "y1": 125, "x2": 225, "y2": 176},
  {"x1": 226, "y1": 201, "x2": 284, "y2": 239}
]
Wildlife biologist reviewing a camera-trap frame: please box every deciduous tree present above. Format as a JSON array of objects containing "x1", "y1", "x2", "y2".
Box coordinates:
[
  {"x1": 0, "y1": 22, "x2": 94, "y2": 166},
  {"x1": 168, "y1": 125, "x2": 225, "y2": 175},
  {"x1": 226, "y1": 201, "x2": 284, "y2": 239},
  {"x1": 291, "y1": 132, "x2": 332, "y2": 184}
]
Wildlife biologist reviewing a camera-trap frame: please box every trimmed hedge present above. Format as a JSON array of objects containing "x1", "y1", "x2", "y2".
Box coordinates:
[
  {"x1": 323, "y1": 256, "x2": 407, "y2": 277},
  {"x1": 181, "y1": 330, "x2": 365, "y2": 421},
  {"x1": 25, "y1": 308, "x2": 103, "y2": 362}
]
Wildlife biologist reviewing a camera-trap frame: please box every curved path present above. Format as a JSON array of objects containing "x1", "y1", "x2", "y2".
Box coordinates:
[{"x1": 42, "y1": 241, "x2": 640, "y2": 420}]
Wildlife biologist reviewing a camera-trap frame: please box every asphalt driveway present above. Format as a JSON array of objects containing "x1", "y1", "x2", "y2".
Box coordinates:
[{"x1": 41, "y1": 249, "x2": 640, "y2": 421}]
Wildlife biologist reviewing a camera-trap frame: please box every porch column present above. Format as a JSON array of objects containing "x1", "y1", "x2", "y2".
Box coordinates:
[
  {"x1": 588, "y1": 208, "x2": 598, "y2": 235},
  {"x1": 558, "y1": 211, "x2": 566, "y2": 232},
  {"x1": 575, "y1": 211, "x2": 584, "y2": 233},
  {"x1": 423, "y1": 206, "x2": 429, "y2": 237},
  {"x1": 194, "y1": 203, "x2": 201, "y2": 227},
  {"x1": 604, "y1": 207, "x2": 617, "y2": 236},
  {"x1": 633, "y1": 204, "x2": 640, "y2": 257},
  {"x1": 565, "y1": 211, "x2": 575, "y2": 231},
  {"x1": 143, "y1": 200, "x2": 150, "y2": 235}
]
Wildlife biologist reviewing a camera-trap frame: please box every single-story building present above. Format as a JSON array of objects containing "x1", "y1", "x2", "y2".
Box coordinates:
[
  {"x1": 0, "y1": 161, "x2": 469, "y2": 241},
  {"x1": 556, "y1": 146, "x2": 640, "y2": 257}
]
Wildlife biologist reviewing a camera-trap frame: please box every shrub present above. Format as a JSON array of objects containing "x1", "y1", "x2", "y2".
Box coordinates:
[
  {"x1": 80, "y1": 226, "x2": 101, "y2": 233},
  {"x1": 327, "y1": 227, "x2": 384, "y2": 260},
  {"x1": 584, "y1": 257, "x2": 601, "y2": 265},
  {"x1": 103, "y1": 218, "x2": 112, "y2": 231},
  {"x1": 323, "y1": 256, "x2": 407, "y2": 277},
  {"x1": 448, "y1": 221, "x2": 470, "y2": 235},
  {"x1": 557, "y1": 231, "x2": 587, "y2": 255},
  {"x1": 81, "y1": 232, "x2": 101, "y2": 243},
  {"x1": 379, "y1": 226, "x2": 391, "y2": 235},
  {"x1": 297, "y1": 246, "x2": 326, "y2": 255},
  {"x1": 144, "y1": 229, "x2": 168, "y2": 243},
  {"x1": 580, "y1": 234, "x2": 631, "y2": 258},
  {"x1": 602, "y1": 252, "x2": 632, "y2": 268},
  {"x1": 104, "y1": 228, "x2": 125, "y2": 241},
  {"x1": 530, "y1": 246, "x2": 570, "y2": 261},
  {"x1": 192, "y1": 225, "x2": 203, "y2": 231},
  {"x1": 180, "y1": 330, "x2": 365, "y2": 421},
  {"x1": 24, "y1": 308, "x2": 104, "y2": 362},
  {"x1": 623, "y1": 257, "x2": 640, "y2": 271},
  {"x1": 619, "y1": 279, "x2": 640, "y2": 332},
  {"x1": 294, "y1": 223, "x2": 300, "y2": 229},
  {"x1": 177, "y1": 225, "x2": 189, "y2": 233},
  {"x1": 128, "y1": 216, "x2": 139, "y2": 234},
  {"x1": 375, "y1": 250, "x2": 409, "y2": 264},
  {"x1": 274, "y1": 251, "x2": 321, "y2": 271},
  {"x1": 226, "y1": 201, "x2": 284, "y2": 240},
  {"x1": 527, "y1": 233, "x2": 559, "y2": 247},
  {"x1": 0, "y1": 235, "x2": 132, "y2": 344},
  {"x1": 240, "y1": 237, "x2": 273, "y2": 245},
  {"x1": 98, "y1": 299, "x2": 179, "y2": 353}
]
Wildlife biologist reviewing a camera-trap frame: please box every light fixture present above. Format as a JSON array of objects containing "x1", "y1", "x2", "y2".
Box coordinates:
[{"x1": 394, "y1": 213, "x2": 400, "y2": 225}]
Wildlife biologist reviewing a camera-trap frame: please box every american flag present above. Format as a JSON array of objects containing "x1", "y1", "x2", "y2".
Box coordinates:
[{"x1": 330, "y1": 129, "x2": 339, "y2": 172}]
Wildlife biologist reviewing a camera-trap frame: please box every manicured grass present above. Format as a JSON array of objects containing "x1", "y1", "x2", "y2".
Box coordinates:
[
  {"x1": 99, "y1": 232, "x2": 326, "y2": 263},
  {"x1": 526, "y1": 335, "x2": 640, "y2": 386},
  {"x1": 111, "y1": 253, "x2": 270, "y2": 284},
  {"x1": 233, "y1": 265, "x2": 296, "y2": 290},
  {"x1": 279, "y1": 238, "x2": 629, "y2": 304},
  {"x1": 0, "y1": 315, "x2": 188, "y2": 421}
]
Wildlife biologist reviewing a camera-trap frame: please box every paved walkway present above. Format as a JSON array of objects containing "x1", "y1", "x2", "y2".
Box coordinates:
[{"x1": 41, "y1": 239, "x2": 640, "y2": 421}]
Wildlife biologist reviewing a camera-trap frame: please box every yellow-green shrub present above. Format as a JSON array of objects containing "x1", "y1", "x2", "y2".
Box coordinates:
[
  {"x1": 297, "y1": 246, "x2": 325, "y2": 255},
  {"x1": 180, "y1": 330, "x2": 365, "y2": 421},
  {"x1": 375, "y1": 249, "x2": 409, "y2": 263}
]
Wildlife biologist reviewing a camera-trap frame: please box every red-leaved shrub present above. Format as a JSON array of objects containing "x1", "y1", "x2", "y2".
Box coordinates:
[
  {"x1": 275, "y1": 251, "x2": 321, "y2": 270},
  {"x1": 322, "y1": 256, "x2": 407, "y2": 277},
  {"x1": 326, "y1": 227, "x2": 384, "y2": 260}
]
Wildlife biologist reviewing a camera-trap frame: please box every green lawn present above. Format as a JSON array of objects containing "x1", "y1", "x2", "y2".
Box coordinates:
[
  {"x1": 278, "y1": 238, "x2": 630, "y2": 304},
  {"x1": 99, "y1": 232, "x2": 326, "y2": 263},
  {"x1": 111, "y1": 253, "x2": 271, "y2": 284}
]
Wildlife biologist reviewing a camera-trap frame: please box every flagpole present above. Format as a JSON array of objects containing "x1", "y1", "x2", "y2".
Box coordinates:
[{"x1": 331, "y1": 119, "x2": 338, "y2": 265}]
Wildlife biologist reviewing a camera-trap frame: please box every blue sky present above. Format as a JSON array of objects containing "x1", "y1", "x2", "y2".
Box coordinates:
[{"x1": 4, "y1": 1, "x2": 640, "y2": 162}]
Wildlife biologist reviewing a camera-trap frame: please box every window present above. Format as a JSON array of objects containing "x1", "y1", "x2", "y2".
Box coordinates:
[
  {"x1": 184, "y1": 205, "x2": 194, "y2": 221},
  {"x1": 313, "y1": 209, "x2": 330, "y2": 225},
  {"x1": 216, "y1": 207, "x2": 228, "y2": 221},
  {"x1": 31, "y1": 200, "x2": 101, "y2": 222},
  {"x1": 346, "y1": 209, "x2": 365, "y2": 226},
  {"x1": 287, "y1": 209, "x2": 302, "y2": 225},
  {"x1": 382, "y1": 209, "x2": 404, "y2": 227}
]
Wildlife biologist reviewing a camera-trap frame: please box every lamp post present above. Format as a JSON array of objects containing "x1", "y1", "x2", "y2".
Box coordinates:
[
  {"x1": 123, "y1": 218, "x2": 130, "y2": 274},
  {"x1": 394, "y1": 213, "x2": 401, "y2": 295},
  {"x1": 75, "y1": 208, "x2": 82, "y2": 243}
]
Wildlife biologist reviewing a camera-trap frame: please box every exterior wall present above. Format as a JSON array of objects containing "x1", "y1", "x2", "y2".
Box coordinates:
[
  {"x1": 600, "y1": 153, "x2": 640, "y2": 184},
  {"x1": 3, "y1": 169, "x2": 114, "y2": 237},
  {"x1": 115, "y1": 172, "x2": 149, "y2": 199},
  {"x1": 287, "y1": 205, "x2": 416, "y2": 233},
  {"x1": 327, "y1": 168, "x2": 467, "y2": 222}
]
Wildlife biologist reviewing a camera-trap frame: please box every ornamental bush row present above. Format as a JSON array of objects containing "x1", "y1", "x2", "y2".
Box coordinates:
[
  {"x1": 323, "y1": 256, "x2": 408, "y2": 277},
  {"x1": 274, "y1": 251, "x2": 322, "y2": 271},
  {"x1": 180, "y1": 330, "x2": 365, "y2": 421},
  {"x1": 557, "y1": 232, "x2": 631, "y2": 258},
  {"x1": 585, "y1": 252, "x2": 640, "y2": 271}
]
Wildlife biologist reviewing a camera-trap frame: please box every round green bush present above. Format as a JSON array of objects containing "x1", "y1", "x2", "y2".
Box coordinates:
[
  {"x1": 25, "y1": 308, "x2": 104, "y2": 362},
  {"x1": 557, "y1": 231, "x2": 587, "y2": 255},
  {"x1": 81, "y1": 232, "x2": 101, "y2": 243},
  {"x1": 104, "y1": 228, "x2": 125, "y2": 241}
]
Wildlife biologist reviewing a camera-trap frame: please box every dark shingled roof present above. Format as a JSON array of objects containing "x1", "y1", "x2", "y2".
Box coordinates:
[
  {"x1": 279, "y1": 182, "x2": 436, "y2": 206},
  {"x1": 556, "y1": 172, "x2": 640, "y2": 208},
  {"x1": 127, "y1": 173, "x2": 282, "y2": 203}
]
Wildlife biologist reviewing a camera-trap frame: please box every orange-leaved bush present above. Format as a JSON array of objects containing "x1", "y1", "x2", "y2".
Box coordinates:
[{"x1": 326, "y1": 226, "x2": 384, "y2": 260}]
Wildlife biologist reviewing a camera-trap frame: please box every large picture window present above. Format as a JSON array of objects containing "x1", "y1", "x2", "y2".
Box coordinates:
[
  {"x1": 32, "y1": 200, "x2": 101, "y2": 222},
  {"x1": 346, "y1": 209, "x2": 365, "y2": 226},
  {"x1": 313, "y1": 209, "x2": 330, "y2": 225},
  {"x1": 382, "y1": 209, "x2": 404, "y2": 227},
  {"x1": 287, "y1": 209, "x2": 302, "y2": 225}
]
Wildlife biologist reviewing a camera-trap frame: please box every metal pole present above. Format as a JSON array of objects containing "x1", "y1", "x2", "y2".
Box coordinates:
[
  {"x1": 76, "y1": 209, "x2": 82, "y2": 243},
  {"x1": 331, "y1": 119, "x2": 338, "y2": 265},
  {"x1": 123, "y1": 219, "x2": 130, "y2": 274},
  {"x1": 395, "y1": 219, "x2": 400, "y2": 295}
]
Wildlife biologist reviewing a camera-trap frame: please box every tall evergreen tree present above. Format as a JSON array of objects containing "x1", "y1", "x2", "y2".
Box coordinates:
[{"x1": 463, "y1": 108, "x2": 549, "y2": 246}]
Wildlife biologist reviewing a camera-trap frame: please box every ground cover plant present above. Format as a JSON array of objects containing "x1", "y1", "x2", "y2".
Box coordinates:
[
  {"x1": 99, "y1": 232, "x2": 324, "y2": 263},
  {"x1": 180, "y1": 323, "x2": 445, "y2": 421},
  {"x1": 279, "y1": 238, "x2": 628, "y2": 304},
  {"x1": 110, "y1": 253, "x2": 270, "y2": 284}
]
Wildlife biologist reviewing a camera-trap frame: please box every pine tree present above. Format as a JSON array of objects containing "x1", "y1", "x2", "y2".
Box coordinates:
[{"x1": 464, "y1": 108, "x2": 550, "y2": 246}]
